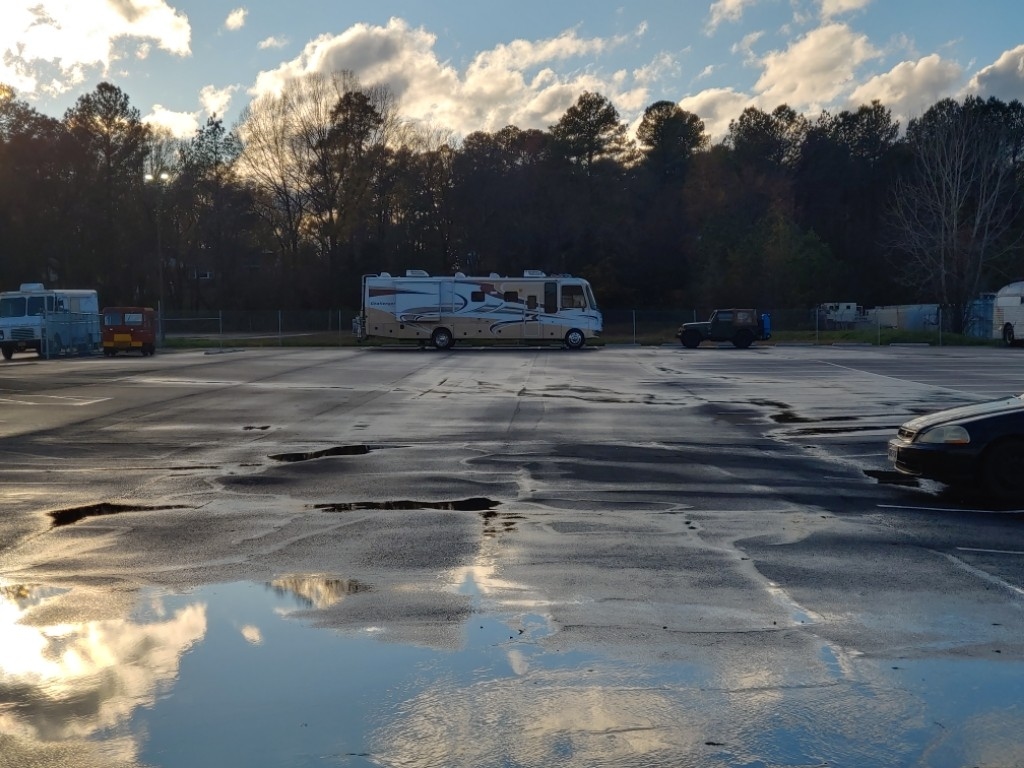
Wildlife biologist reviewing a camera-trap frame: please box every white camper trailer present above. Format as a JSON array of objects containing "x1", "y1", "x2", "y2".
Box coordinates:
[
  {"x1": 0, "y1": 283, "x2": 101, "y2": 359},
  {"x1": 994, "y1": 281, "x2": 1024, "y2": 346},
  {"x1": 353, "y1": 270, "x2": 602, "y2": 349}
]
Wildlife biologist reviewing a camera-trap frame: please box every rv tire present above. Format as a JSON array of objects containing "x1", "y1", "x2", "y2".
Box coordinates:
[
  {"x1": 1, "y1": 345, "x2": 12, "y2": 360},
  {"x1": 1003, "y1": 323, "x2": 1015, "y2": 347},
  {"x1": 564, "y1": 329, "x2": 585, "y2": 350},
  {"x1": 431, "y1": 328, "x2": 454, "y2": 350}
]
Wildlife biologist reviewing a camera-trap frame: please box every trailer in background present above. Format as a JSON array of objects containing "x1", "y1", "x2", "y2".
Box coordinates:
[
  {"x1": 994, "y1": 281, "x2": 1024, "y2": 346},
  {"x1": 353, "y1": 270, "x2": 603, "y2": 349}
]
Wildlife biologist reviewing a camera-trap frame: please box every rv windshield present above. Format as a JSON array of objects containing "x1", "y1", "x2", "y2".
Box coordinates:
[
  {"x1": 0, "y1": 297, "x2": 26, "y2": 318},
  {"x1": 561, "y1": 284, "x2": 587, "y2": 309}
]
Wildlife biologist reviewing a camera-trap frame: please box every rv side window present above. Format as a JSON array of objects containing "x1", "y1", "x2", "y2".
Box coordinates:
[
  {"x1": 561, "y1": 285, "x2": 586, "y2": 309},
  {"x1": 470, "y1": 291, "x2": 485, "y2": 303},
  {"x1": 0, "y1": 297, "x2": 26, "y2": 318},
  {"x1": 503, "y1": 290, "x2": 519, "y2": 302},
  {"x1": 526, "y1": 295, "x2": 537, "y2": 310}
]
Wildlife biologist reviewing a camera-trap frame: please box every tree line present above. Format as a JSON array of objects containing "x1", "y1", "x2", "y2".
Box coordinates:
[{"x1": 1, "y1": 74, "x2": 1022, "y2": 330}]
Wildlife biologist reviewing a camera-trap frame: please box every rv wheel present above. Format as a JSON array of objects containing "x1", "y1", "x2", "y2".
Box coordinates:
[
  {"x1": 1003, "y1": 323, "x2": 1016, "y2": 347},
  {"x1": 564, "y1": 329, "x2": 585, "y2": 350},
  {"x1": 431, "y1": 328, "x2": 454, "y2": 350},
  {"x1": 1, "y1": 345, "x2": 12, "y2": 360}
]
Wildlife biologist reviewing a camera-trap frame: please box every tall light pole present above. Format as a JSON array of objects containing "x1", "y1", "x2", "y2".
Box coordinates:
[{"x1": 145, "y1": 171, "x2": 170, "y2": 343}]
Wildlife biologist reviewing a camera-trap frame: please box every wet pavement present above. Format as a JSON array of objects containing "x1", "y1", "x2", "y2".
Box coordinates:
[{"x1": 1, "y1": 344, "x2": 1024, "y2": 767}]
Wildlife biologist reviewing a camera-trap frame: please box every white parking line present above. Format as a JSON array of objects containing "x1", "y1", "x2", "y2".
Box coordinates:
[
  {"x1": 957, "y1": 547, "x2": 1024, "y2": 556},
  {"x1": 878, "y1": 503, "x2": 1024, "y2": 513},
  {"x1": 934, "y1": 550, "x2": 1024, "y2": 601},
  {"x1": 0, "y1": 395, "x2": 110, "y2": 406}
]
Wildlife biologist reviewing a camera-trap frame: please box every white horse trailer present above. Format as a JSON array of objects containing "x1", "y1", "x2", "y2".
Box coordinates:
[{"x1": 353, "y1": 270, "x2": 602, "y2": 349}]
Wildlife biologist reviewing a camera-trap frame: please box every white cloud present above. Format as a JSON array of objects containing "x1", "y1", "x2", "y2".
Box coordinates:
[
  {"x1": 250, "y1": 18, "x2": 653, "y2": 137},
  {"x1": 696, "y1": 64, "x2": 719, "y2": 81},
  {"x1": 705, "y1": 0, "x2": 762, "y2": 34},
  {"x1": 200, "y1": 84, "x2": 238, "y2": 119},
  {"x1": 633, "y1": 52, "x2": 682, "y2": 86},
  {"x1": 143, "y1": 103, "x2": 199, "y2": 138},
  {"x1": 849, "y1": 54, "x2": 962, "y2": 120},
  {"x1": 754, "y1": 23, "x2": 880, "y2": 110},
  {"x1": 0, "y1": 0, "x2": 190, "y2": 98},
  {"x1": 142, "y1": 84, "x2": 238, "y2": 138},
  {"x1": 225, "y1": 8, "x2": 247, "y2": 32},
  {"x1": 259, "y1": 36, "x2": 289, "y2": 50},
  {"x1": 819, "y1": 0, "x2": 873, "y2": 19},
  {"x1": 731, "y1": 30, "x2": 765, "y2": 61},
  {"x1": 966, "y1": 44, "x2": 1024, "y2": 101},
  {"x1": 679, "y1": 86, "x2": 753, "y2": 139}
]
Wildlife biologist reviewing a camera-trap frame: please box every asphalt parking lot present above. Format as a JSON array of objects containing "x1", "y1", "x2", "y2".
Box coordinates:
[{"x1": 1, "y1": 343, "x2": 1023, "y2": 768}]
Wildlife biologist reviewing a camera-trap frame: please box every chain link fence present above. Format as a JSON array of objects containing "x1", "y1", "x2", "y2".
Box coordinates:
[{"x1": 152, "y1": 304, "x2": 997, "y2": 348}]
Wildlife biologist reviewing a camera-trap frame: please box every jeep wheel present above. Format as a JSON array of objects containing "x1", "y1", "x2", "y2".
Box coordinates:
[
  {"x1": 680, "y1": 329, "x2": 701, "y2": 349},
  {"x1": 733, "y1": 329, "x2": 754, "y2": 349}
]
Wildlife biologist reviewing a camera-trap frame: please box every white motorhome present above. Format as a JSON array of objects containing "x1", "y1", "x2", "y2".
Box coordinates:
[
  {"x1": 0, "y1": 283, "x2": 102, "y2": 359},
  {"x1": 353, "y1": 270, "x2": 602, "y2": 349},
  {"x1": 994, "y1": 281, "x2": 1024, "y2": 345}
]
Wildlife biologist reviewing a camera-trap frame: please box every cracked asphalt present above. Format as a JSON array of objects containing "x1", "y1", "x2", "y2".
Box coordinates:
[{"x1": 1, "y1": 343, "x2": 1023, "y2": 767}]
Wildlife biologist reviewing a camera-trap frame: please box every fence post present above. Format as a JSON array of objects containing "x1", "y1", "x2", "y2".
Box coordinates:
[
  {"x1": 219, "y1": 310, "x2": 224, "y2": 348},
  {"x1": 632, "y1": 310, "x2": 637, "y2": 345},
  {"x1": 279, "y1": 310, "x2": 283, "y2": 346}
]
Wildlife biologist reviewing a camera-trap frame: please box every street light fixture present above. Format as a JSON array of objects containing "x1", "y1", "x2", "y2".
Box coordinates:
[{"x1": 144, "y1": 171, "x2": 171, "y2": 343}]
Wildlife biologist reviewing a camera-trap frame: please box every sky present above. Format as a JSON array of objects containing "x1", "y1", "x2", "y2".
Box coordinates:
[{"x1": 2, "y1": 0, "x2": 1024, "y2": 142}]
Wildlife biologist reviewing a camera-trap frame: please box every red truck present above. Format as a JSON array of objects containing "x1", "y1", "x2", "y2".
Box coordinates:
[{"x1": 101, "y1": 307, "x2": 157, "y2": 356}]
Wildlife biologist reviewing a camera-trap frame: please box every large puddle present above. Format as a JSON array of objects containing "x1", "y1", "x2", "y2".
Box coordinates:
[{"x1": 2, "y1": 578, "x2": 1023, "y2": 767}]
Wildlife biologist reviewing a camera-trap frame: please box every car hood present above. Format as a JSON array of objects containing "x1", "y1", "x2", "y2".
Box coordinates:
[{"x1": 903, "y1": 395, "x2": 1024, "y2": 431}]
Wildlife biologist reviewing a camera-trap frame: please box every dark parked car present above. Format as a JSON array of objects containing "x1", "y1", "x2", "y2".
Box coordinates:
[
  {"x1": 888, "y1": 395, "x2": 1024, "y2": 499},
  {"x1": 676, "y1": 308, "x2": 771, "y2": 349}
]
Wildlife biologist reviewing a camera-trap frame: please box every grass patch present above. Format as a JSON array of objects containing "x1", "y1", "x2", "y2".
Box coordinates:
[{"x1": 160, "y1": 327, "x2": 1002, "y2": 350}]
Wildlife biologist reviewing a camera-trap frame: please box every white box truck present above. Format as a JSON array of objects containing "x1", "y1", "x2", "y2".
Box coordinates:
[{"x1": 0, "y1": 283, "x2": 101, "y2": 359}]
